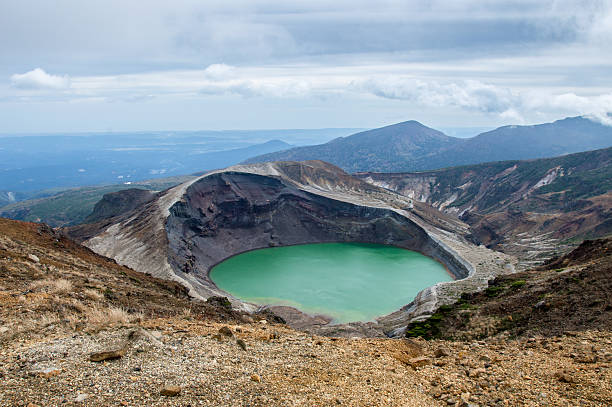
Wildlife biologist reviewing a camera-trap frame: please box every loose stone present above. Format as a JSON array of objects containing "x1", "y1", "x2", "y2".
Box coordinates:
[{"x1": 160, "y1": 385, "x2": 182, "y2": 396}]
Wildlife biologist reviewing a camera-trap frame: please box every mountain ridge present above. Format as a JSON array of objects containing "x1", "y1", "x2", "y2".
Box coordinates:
[
  {"x1": 244, "y1": 121, "x2": 462, "y2": 172},
  {"x1": 245, "y1": 116, "x2": 612, "y2": 172}
]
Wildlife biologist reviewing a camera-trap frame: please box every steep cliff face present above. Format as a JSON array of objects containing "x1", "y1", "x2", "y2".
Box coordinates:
[
  {"x1": 167, "y1": 172, "x2": 435, "y2": 283},
  {"x1": 79, "y1": 161, "x2": 515, "y2": 336}
]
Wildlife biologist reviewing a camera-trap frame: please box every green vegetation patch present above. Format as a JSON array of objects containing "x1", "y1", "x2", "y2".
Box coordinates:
[
  {"x1": 485, "y1": 285, "x2": 505, "y2": 297},
  {"x1": 405, "y1": 302, "x2": 454, "y2": 339}
]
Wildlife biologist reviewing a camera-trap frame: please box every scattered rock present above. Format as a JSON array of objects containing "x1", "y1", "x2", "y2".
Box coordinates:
[
  {"x1": 28, "y1": 254, "x2": 40, "y2": 263},
  {"x1": 479, "y1": 355, "x2": 491, "y2": 363},
  {"x1": 554, "y1": 370, "x2": 574, "y2": 383},
  {"x1": 241, "y1": 315, "x2": 255, "y2": 323},
  {"x1": 160, "y1": 385, "x2": 182, "y2": 396},
  {"x1": 468, "y1": 368, "x2": 487, "y2": 378},
  {"x1": 408, "y1": 356, "x2": 430, "y2": 368},
  {"x1": 132, "y1": 328, "x2": 164, "y2": 347},
  {"x1": 38, "y1": 367, "x2": 61, "y2": 378},
  {"x1": 89, "y1": 347, "x2": 127, "y2": 362},
  {"x1": 219, "y1": 326, "x2": 234, "y2": 338},
  {"x1": 434, "y1": 347, "x2": 450, "y2": 358},
  {"x1": 236, "y1": 338, "x2": 247, "y2": 351},
  {"x1": 74, "y1": 393, "x2": 89, "y2": 403},
  {"x1": 251, "y1": 373, "x2": 261, "y2": 383},
  {"x1": 574, "y1": 353, "x2": 597, "y2": 363}
]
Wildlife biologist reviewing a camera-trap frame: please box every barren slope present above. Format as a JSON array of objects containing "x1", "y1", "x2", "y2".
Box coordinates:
[{"x1": 0, "y1": 218, "x2": 609, "y2": 406}]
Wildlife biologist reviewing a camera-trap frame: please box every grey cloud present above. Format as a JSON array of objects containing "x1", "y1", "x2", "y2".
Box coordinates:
[
  {"x1": 0, "y1": 0, "x2": 608, "y2": 73},
  {"x1": 0, "y1": 1, "x2": 610, "y2": 132}
]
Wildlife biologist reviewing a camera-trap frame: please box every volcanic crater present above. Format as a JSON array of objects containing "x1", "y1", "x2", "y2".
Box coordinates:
[{"x1": 75, "y1": 161, "x2": 516, "y2": 337}]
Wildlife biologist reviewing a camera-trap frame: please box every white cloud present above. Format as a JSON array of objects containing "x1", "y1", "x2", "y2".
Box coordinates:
[
  {"x1": 537, "y1": 92, "x2": 612, "y2": 125},
  {"x1": 4, "y1": 62, "x2": 611, "y2": 127},
  {"x1": 353, "y1": 76, "x2": 612, "y2": 124},
  {"x1": 200, "y1": 78, "x2": 312, "y2": 98},
  {"x1": 10, "y1": 68, "x2": 71, "y2": 90},
  {"x1": 203, "y1": 64, "x2": 236, "y2": 81},
  {"x1": 353, "y1": 77, "x2": 520, "y2": 116}
]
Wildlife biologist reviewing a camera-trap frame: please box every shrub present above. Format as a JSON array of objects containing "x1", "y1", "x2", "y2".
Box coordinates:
[
  {"x1": 83, "y1": 289, "x2": 104, "y2": 301},
  {"x1": 438, "y1": 304, "x2": 453, "y2": 313},
  {"x1": 87, "y1": 306, "x2": 132, "y2": 327},
  {"x1": 29, "y1": 278, "x2": 73, "y2": 294},
  {"x1": 485, "y1": 285, "x2": 505, "y2": 297}
]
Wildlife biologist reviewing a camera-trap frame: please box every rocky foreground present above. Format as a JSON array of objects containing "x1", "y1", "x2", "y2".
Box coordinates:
[
  {"x1": 2, "y1": 320, "x2": 611, "y2": 406},
  {"x1": 0, "y1": 218, "x2": 610, "y2": 406}
]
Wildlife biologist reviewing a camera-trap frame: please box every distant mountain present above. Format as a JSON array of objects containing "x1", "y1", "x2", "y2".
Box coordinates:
[
  {"x1": 245, "y1": 116, "x2": 612, "y2": 172},
  {"x1": 358, "y1": 147, "x2": 612, "y2": 263},
  {"x1": 417, "y1": 116, "x2": 612, "y2": 170},
  {"x1": 244, "y1": 121, "x2": 462, "y2": 172}
]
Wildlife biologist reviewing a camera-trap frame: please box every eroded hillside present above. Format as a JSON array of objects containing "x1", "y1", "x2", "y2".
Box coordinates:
[{"x1": 359, "y1": 147, "x2": 612, "y2": 265}]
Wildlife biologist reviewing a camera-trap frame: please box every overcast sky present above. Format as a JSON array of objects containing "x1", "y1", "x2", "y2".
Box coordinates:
[{"x1": 1, "y1": 0, "x2": 611, "y2": 133}]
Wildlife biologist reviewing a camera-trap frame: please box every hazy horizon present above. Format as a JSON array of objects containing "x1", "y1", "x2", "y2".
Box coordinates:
[{"x1": 0, "y1": 124, "x2": 493, "y2": 139}]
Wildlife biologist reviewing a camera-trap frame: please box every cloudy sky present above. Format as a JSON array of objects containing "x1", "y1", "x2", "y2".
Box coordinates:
[{"x1": 1, "y1": 0, "x2": 611, "y2": 133}]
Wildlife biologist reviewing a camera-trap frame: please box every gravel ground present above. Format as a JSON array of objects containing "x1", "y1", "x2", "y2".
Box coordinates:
[{"x1": 1, "y1": 319, "x2": 610, "y2": 406}]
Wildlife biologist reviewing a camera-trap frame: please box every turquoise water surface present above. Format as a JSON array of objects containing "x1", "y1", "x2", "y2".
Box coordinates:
[{"x1": 210, "y1": 242, "x2": 452, "y2": 323}]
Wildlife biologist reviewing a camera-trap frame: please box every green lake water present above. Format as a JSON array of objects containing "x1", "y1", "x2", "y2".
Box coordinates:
[{"x1": 210, "y1": 243, "x2": 453, "y2": 323}]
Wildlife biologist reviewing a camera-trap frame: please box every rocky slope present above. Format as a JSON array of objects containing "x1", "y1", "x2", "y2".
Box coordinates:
[
  {"x1": 246, "y1": 116, "x2": 612, "y2": 172},
  {"x1": 0, "y1": 218, "x2": 244, "y2": 339},
  {"x1": 0, "y1": 218, "x2": 610, "y2": 406},
  {"x1": 66, "y1": 160, "x2": 515, "y2": 337},
  {"x1": 359, "y1": 147, "x2": 612, "y2": 265},
  {"x1": 405, "y1": 237, "x2": 612, "y2": 339}
]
